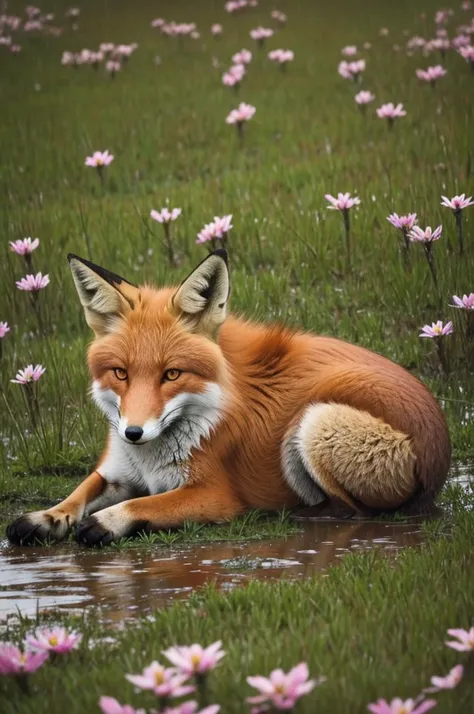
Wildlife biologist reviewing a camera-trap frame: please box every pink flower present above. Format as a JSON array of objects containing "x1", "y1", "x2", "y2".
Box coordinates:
[
  {"x1": 99, "y1": 697, "x2": 145, "y2": 714},
  {"x1": 162, "y1": 703, "x2": 220, "y2": 714},
  {"x1": 125, "y1": 662, "x2": 194, "y2": 698},
  {"x1": 348, "y1": 59, "x2": 366, "y2": 75},
  {"x1": 355, "y1": 90, "x2": 375, "y2": 104},
  {"x1": 247, "y1": 662, "x2": 323, "y2": 710},
  {"x1": 424, "y1": 665, "x2": 464, "y2": 693},
  {"x1": 387, "y1": 213, "x2": 417, "y2": 230},
  {"x1": 0, "y1": 321, "x2": 10, "y2": 338},
  {"x1": 163, "y1": 641, "x2": 225, "y2": 675},
  {"x1": 222, "y1": 64, "x2": 245, "y2": 86},
  {"x1": 10, "y1": 44, "x2": 22, "y2": 53},
  {"x1": 416, "y1": 65, "x2": 447, "y2": 84},
  {"x1": 440, "y1": 193, "x2": 474, "y2": 212},
  {"x1": 196, "y1": 224, "x2": 216, "y2": 244},
  {"x1": 338, "y1": 59, "x2": 366, "y2": 79},
  {"x1": 419, "y1": 321, "x2": 453, "y2": 338},
  {"x1": 85, "y1": 150, "x2": 114, "y2": 167},
  {"x1": 452, "y1": 293, "x2": 474, "y2": 309},
  {"x1": 338, "y1": 61, "x2": 354, "y2": 79},
  {"x1": 25, "y1": 5, "x2": 41, "y2": 18},
  {"x1": 9, "y1": 238, "x2": 40, "y2": 255},
  {"x1": 196, "y1": 217, "x2": 233, "y2": 244},
  {"x1": 408, "y1": 225, "x2": 442, "y2": 243},
  {"x1": 211, "y1": 24, "x2": 222, "y2": 35},
  {"x1": 223, "y1": 72, "x2": 241, "y2": 87},
  {"x1": 150, "y1": 207, "x2": 182, "y2": 223},
  {"x1": 325, "y1": 192, "x2": 361, "y2": 211},
  {"x1": 462, "y1": 1, "x2": 472, "y2": 9},
  {"x1": 226, "y1": 102, "x2": 256, "y2": 124},
  {"x1": 459, "y1": 45, "x2": 474, "y2": 62},
  {"x1": 115, "y1": 44, "x2": 137, "y2": 58},
  {"x1": 25, "y1": 626, "x2": 82, "y2": 654},
  {"x1": 250, "y1": 27, "x2": 274, "y2": 41},
  {"x1": 446, "y1": 627, "x2": 474, "y2": 651},
  {"x1": 426, "y1": 38, "x2": 450, "y2": 54},
  {"x1": 452, "y1": 34, "x2": 470, "y2": 49},
  {"x1": 213, "y1": 215, "x2": 233, "y2": 237},
  {"x1": 271, "y1": 10, "x2": 287, "y2": 24},
  {"x1": 342, "y1": 45, "x2": 358, "y2": 56},
  {"x1": 226, "y1": 0, "x2": 247, "y2": 12},
  {"x1": 376, "y1": 103, "x2": 407, "y2": 119},
  {"x1": 435, "y1": 9, "x2": 452, "y2": 24},
  {"x1": 65, "y1": 7, "x2": 81, "y2": 18},
  {"x1": 100, "y1": 43, "x2": 115, "y2": 53},
  {"x1": 106, "y1": 60, "x2": 121, "y2": 74},
  {"x1": 16, "y1": 272, "x2": 50, "y2": 291},
  {"x1": 11, "y1": 364, "x2": 46, "y2": 384},
  {"x1": 0, "y1": 644, "x2": 49, "y2": 675},
  {"x1": 368, "y1": 698, "x2": 437, "y2": 714},
  {"x1": 268, "y1": 49, "x2": 294, "y2": 64},
  {"x1": 61, "y1": 51, "x2": 77, "y2": 66},
  {"x1": 407, "y1": 36, "x2": 426, "y2": 50},
  {"x1": 222, "y1": 72, "x2": 239, "y2": 87},
  {"x1": 151, "y1": 18, "x2": 165, "y2": 29},
  {"x1": 232, "y1": 49, "x2": 252, "y2": 64}
]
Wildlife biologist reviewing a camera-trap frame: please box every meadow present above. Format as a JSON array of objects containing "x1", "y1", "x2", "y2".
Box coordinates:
[{"x1": 1, "y1": 0, "x2": 474, "y2": 712}]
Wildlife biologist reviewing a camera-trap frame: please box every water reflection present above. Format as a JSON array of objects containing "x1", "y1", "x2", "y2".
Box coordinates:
[
  {"x1": 1, "y1": 464, "x2": 471, "y2": 623},
  {"x1": 0, "y1": 520, "x2": 422, "y2": 623}
]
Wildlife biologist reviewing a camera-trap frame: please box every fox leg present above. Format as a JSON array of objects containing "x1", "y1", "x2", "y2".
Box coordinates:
[
  {"x1": 6, "y1": 472, "x2": 137, "y2": 545},
  {"x1": 282, "y1": 403, "x2": 417, "y2": 514},
  {"x1": 76, "y1": 485, "x2": 244, "y2": 547}
]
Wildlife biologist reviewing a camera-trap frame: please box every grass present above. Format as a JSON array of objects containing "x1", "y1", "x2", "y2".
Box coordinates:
[
  {"x1": 1, "y1": 0, "x2": 474, "y2": 711},
  {"x1": 2, "y1": 486, "x2": 474, "y2": 714},
  {"x1": 1, "y1": 0, "x2": 474, "y2": 481}
]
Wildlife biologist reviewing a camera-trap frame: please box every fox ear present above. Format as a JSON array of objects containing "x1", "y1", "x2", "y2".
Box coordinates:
[
  {"x1": 171, "y1": 249, "x2": 230, "y2": 336},
  {"x1": 67, "y1": 254, "x2": 139, "y2": 337}
]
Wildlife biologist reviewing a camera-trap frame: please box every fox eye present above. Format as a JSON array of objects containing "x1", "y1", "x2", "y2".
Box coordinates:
[
  {"x1": 163, "y1": 369, "x2": 181, "y2": 382},
  {"x1": 113, "y1": 368, "x2": 128, "y2": 381}
]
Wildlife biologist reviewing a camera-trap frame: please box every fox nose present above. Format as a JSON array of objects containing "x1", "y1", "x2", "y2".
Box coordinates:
[{"x1": 124, "y1": 426, "x2": 144, "y2": 442}]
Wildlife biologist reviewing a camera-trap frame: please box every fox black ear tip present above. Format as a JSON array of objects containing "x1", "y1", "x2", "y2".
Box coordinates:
[
  {"x1": 212, "y1": 248, "x2": 228, "y2": 265},
  {"x1": 67, "y1": 253, "x2": 80, "y2": 263}
]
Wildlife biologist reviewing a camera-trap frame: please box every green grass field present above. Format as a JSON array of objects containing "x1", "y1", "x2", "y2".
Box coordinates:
[{"x1": 1, "y1": 0, "x2": 474, "y2": 711}]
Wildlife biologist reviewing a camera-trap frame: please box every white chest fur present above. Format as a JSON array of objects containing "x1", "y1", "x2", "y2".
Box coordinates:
[{"x1": 92, "y1": 382, "x2": 223, "y2": 495}]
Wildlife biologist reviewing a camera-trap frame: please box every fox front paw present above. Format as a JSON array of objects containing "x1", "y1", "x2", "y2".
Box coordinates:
[
  {"x1": 76, "y1": 504, "x2": 132, "y2": 547},
  {"x1": 6, "y1": 509, "x2": 73, "y2": 545},
  {"x1": 76, "y1": 515, "x2": 114, "y2": 547}
]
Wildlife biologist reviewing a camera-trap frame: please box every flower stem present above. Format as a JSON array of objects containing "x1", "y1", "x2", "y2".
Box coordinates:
[
  {"x1": 158, "y1": 696, "x2": 169, "y2": 711},
  {"x1": 400, "y1": 229, "x2": 411, "y2": 270},
  {"x1": 24, "y1": 383, "x2": 39, "y2": 430},
  {"x1": 24, "y1": 253, "x2": 33, "y2": 272},
  {"x1": 423, "y1": 243, "x2": 439, "y2": 303},
  {"x1": 196, "y1": 673, "x2": 208, "y2": 706},
  {"x1": 236, "y1": 121, "x2": 245, "y2": 144},
  {"x1": 466, "y1": 311, "x2": 474, "y2": 341},
  {"x1": 15, "y1": 673, "x2": 30, "y2": 695},
  {"x1": 455, "y1": 210, "x2": 464, "y2": 255},
  {"x1": 30, "y1": 292, "x2": 45, "y2": 336},
  {"x1": 163, "y1": 224, "x2": 178, "y2": 267},
  {"x1": 435, "y1": 339, "x2": 450, "y2": 375},
  {"x1": 342, "y1": 209, "x2": 351, "y2": 271}
]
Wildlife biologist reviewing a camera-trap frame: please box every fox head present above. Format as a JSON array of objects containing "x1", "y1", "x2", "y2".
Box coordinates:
[{"x1": 68, "y1": 251, "x2": 230, "y2": 445}]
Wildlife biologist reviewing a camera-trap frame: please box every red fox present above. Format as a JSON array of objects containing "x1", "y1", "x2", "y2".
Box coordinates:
[{"x1": 7, "y1": 250, "x2": 451, "y2": 547}]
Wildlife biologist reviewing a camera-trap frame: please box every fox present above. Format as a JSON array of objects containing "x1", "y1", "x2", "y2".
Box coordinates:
[{"x1": 7, "y1": 249, "x2": 451, "y2": 547}]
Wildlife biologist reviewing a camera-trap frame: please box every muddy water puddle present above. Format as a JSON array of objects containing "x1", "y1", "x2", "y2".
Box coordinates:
[
  {"x1": 1, "y1": 464, "x2": 471, "y2": 624},
  {"x1": 0, "y1": 520, "x2": 423, "y2": 623}
]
